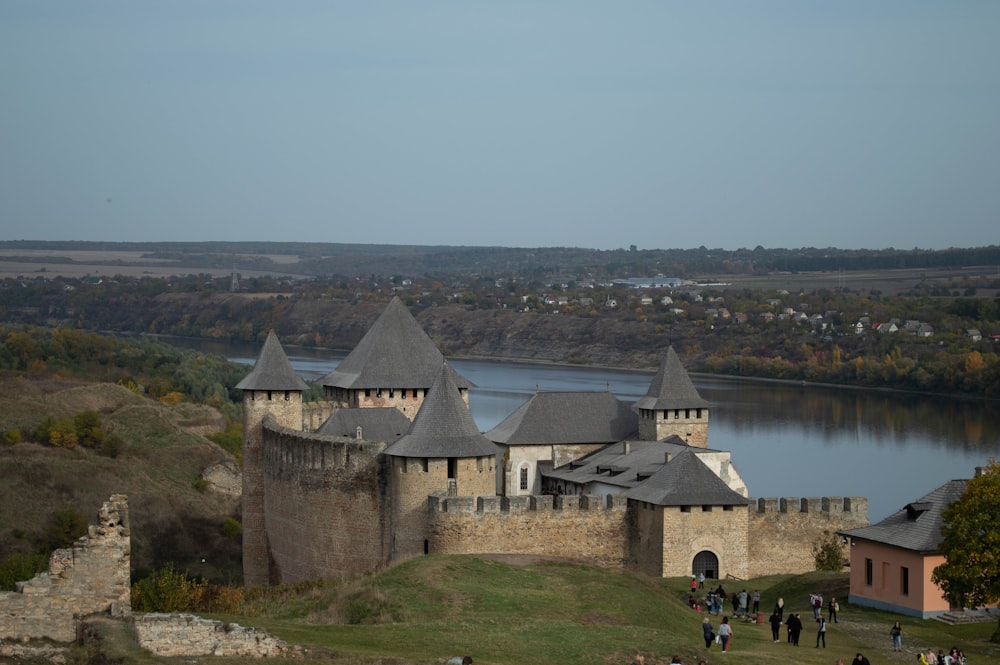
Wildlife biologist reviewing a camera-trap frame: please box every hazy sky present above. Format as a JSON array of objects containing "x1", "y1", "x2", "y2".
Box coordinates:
[{"x1": 2, "y1": 2, "x2": 997, "y2": 251}]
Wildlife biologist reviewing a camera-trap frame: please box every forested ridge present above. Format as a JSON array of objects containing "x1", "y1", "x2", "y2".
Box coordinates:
[{"x1": 2, "y1": 266, "x2": 998, "y2": 397}]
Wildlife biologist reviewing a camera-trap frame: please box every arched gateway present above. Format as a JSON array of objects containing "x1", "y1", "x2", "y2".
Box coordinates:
[{"x1": 692, "y1": 550, "x2": 718, "y2": 580}]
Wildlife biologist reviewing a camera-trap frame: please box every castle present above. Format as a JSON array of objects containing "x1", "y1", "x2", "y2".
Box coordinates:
[{"x1": 238, "y1": 297, "x2": 868, "y2": 585}]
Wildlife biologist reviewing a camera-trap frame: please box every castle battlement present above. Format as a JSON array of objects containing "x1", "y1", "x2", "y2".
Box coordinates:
[
  {"x1": 262, "y1": 420, "x2": 385, "y2": 474},
  {"x1": 751, "y1": 496, "x2": 868, "y2": 515},
  {"x1": 430, "y1": 492, "x2": 629, "y2": 516}
]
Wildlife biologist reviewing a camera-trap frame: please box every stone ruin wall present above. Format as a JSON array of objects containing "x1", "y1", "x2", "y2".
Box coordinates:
[
  {"x1": 134, "y1": 613, "x2": 292, "y2": 658},
  {"x1": 261, "y1": 423, "x2": 390, "y2": 583},
  {"x1": 748, "y1": 496, "x2": 869, "y2": 577},
  {"x1": 429, "y1": 493, "x2": 628, "y2": 568},
  {"x1": 0, "y1": 495, "x2": 131, "y2": 643}
]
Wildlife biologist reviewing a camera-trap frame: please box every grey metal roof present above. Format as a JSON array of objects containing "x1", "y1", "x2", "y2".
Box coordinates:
[
  {"x1": 840, "y1": 479, "x2": 969, "y2": 553},
  {"x1": 316, "y1": 407, "x2": 411, "y2": 444},
  {"x1": 234, "y1": 330, "x2": 309, "y2": 391},
  {"x1": 383, "y1": 362, "x2": 500, "y2": 459},
  {"x1": 485, "y1": 391, "x2": 638, "y2": 445},
  {"x1": 318, "y1": 297, "x2": 473, "y2": 391},
  {"x1": 634, "y1": 346, "x2": 710, "y2": 411},
  {"x1": 626, "y1": 449, "x2": 750, "y2": 506}
]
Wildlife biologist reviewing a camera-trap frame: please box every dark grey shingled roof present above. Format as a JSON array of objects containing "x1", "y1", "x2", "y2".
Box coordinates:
[
  {"x1": 485, "y1": 391, "x2": 638, "y2": 445},
  {"x1": 634, "y1": 346, "x2": 710, "y2": 411},
  {"x1": 383, "y1": 362, "x2": 500, "y2": 459},
  {"x1": 543, "y1": 438, "x2": 742, "y2": 503},
  {"x1": 626, "y1": 449, "x2": 750, "y2": 506},
  {"x1": 840, "y1": 479, "x2": 969, "y2": 553},
  {"x1": 234, "y1": 330, "x2": 309, "y2": 391},
  {"x1": 319, "y1": 297, "x2": 472, "y2": 391},
  {"x1": 316, "y1": 407, "x2": 412, "y2": 444}
]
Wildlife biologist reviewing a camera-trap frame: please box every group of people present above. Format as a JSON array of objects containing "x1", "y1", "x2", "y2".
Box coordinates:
[
  {"x1": 701, "y1": 615, "x2": 734, "y2": 652},
  {"x1": 697, "y1": 583, "x2": 760, "y2": 618},
  {"x1": 918, "y1": 647, "x2": 968, "y2": 665}
]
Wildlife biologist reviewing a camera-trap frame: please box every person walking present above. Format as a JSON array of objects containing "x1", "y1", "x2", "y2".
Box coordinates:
[
  {"x1": 698, "y1": 572, "x2": 705, "y2": 589},
  {"x1": 853, "y1": 654, "x2": 871, "y2": 665},
  {"x1": 815, "y1": 613, "x2": 827, "y2": 648},
  {"x1": 828, "y1": 596, "x2": 839, "y2": 622},
  {"x1": 789, "y1": 613, "x2": 803, "y2": 646},
  {"x1": 890, "y1": 620, "x2": 902, "y2": 652},
  {"x1": 768, "y1": 609, "x2": 782, "y2": 642},
  {"x1": 752, "y1": 589, "x2": 760, "y2": 614},
  {"x1": 717, "y1": 616, "x2": 732, "y2": 652},
  {"x1": 774, "y1": 596, "x2": 784, "y2": 620},
  {"x1": 702, "y1": 617, "x2": 714, "y2": 649}
]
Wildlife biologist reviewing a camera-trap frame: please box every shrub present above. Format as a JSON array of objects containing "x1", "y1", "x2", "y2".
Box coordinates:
[
  {"x1": 36, "y1": 508, "x2": 88, "y2": 554},
  {"x1": 74, "y1": 411, "x2": 106, "y2": 449},
  {"x1": 0, "y1": 552, "x2": 48, "y2": 590},
  {"x1": 3, "y1": 428, "x2": 22, "y2": 444},
  {"x1": 32, "y1": 416, "x2": 78, "y2": 448},
  {"x1": 221, "y1": 517, "x2": 242, "y2": 540},
  {"x1": 813, "y1": 530, "x2": 847, "y2": 571}
]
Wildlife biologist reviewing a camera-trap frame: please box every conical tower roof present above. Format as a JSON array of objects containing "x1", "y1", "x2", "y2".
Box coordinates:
[
  {"x1": 235, "y1": 330, "x2": 308, "y2": 391},
  {"x1": 384, "y1": 362, "x2": 499, "y2": 458},
  {"x1": 634, "y1": 346, "x2": 709, "y2": 411},
  {"x1": 319, "y1": 297, "x2": 472, "y2": 390}
]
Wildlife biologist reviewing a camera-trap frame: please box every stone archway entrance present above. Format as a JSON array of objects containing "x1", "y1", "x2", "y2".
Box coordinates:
[{"x1": 692, "y1": 550, "x2": 718, "y2": 580}]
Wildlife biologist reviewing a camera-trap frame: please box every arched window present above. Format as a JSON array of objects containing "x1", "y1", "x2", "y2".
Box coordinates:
[{"x1": 692, "y1": 550, "x2": 718, "y2": 580}]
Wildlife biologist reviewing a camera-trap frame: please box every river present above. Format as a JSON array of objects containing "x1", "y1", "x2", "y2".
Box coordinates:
[{"x1": 168, "y1": 338, "x2": 1000, "y2": 522}]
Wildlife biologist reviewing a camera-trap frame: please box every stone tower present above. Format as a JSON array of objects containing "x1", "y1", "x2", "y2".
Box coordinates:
[
  {"x1": 319, "y1": 296, "x2": 473, "y2": 419},
  {"x1": 382, "y1": 361, "x2": 500, "y2": 562},
  {"x1": 636, "y1": 347, "x2": 710, "y2": 446},
  {"x1": 235, "y1": 330, "x2": 308, "y2": 586}
]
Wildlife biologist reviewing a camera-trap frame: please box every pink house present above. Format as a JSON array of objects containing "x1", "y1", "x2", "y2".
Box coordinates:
[{"x1": 840, "y1": 476, "x2": 995, "y2": 618}]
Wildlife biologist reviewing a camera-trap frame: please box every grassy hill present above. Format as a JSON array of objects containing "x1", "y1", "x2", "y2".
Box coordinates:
[
  {"x1": 81, "y1": 556, "x2": 1000, "y2": 665},
  {"x1": 0, "y1": 376, "x2": 242, "y2": 582}
]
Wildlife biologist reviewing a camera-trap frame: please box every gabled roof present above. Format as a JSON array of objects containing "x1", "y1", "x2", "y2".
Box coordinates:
[
  {"x1": 626, "y1": 449, "x2": 750, "y2": 506},
  {"x1": 841, "y1": 479, "x2": 968, "y2": 553},
  {"x1": 319, "y1": 297, "x2": 473, "y2": 391},
  {"x1": 383, "y1": 362, "x2": 499, "y2": 459},
  {"x1": 634, "y1": 346, "x2": 709, "y2": 411},
  {"x1": 316, "y1": 407, "x2": 411, "y2": 444},
  {"x1": 485, "y1": 391, "x2": 638, "y2": 445},
  {"x1": 542, "y1": 438, "x2": 744, "y2": 507},
  {"x1": 235, "y1": 330, "x2": 309, "y2": 391}
]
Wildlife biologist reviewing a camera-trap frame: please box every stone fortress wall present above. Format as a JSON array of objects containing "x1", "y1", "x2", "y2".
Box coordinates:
[
  {"x1": 749, "y1": 496, "x2": 868, "y2": 577},
  {"x1": 261, "y1": 420, "x2": 390, "y2": 583},
  {"x1": 0, "y1": 495, "x2": 131, "y2": 643}
]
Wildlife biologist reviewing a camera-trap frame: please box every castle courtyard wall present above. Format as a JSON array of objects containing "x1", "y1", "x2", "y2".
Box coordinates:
[
  {"x1": 748, "y1": 497, "x2": 868, "y2": 577},
  {"x1": 262, "y1": 424, "x2": 389, "y2": 582},
  {"x1": 429, "y1": 494, "x2": 628, "y2": 568}
]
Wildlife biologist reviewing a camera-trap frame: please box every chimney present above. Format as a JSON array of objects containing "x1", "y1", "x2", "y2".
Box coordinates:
[
  {"x1": 665, "y1": 452, "x2": 672, "y2": 463},
  {"x1": 356, "y1": 425, "x2": 363, "y2": 439},
  {"x1": 623, "y1": 441, "x2": 631, "y2": 455}
]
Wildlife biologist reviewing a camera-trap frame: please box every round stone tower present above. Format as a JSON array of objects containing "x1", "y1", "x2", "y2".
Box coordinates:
[{"x1": 235, "y1": 331, "x2": 307, "y2": 586}]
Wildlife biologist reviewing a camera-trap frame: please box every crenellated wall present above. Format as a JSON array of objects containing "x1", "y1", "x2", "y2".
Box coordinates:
[
  {"x1": 748, "y1": 496, "x2": 868, "y2": 577},
  {"x1": 262, "y1": 422, "x2": 389, "y2": 582},
  {"x1": 429, "y1": 493, "x2": 628, "y2": 568},
  {"x1": 0, "y1": 495, "x2": 131, "y2": 643}
]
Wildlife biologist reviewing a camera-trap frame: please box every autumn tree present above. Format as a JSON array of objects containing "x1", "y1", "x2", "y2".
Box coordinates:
[{"x1": 931, "y1": 459, "x2": 1000, "y2": 642}]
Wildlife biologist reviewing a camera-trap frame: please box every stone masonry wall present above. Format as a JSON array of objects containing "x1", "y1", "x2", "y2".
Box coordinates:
[
  {"x1": 0, "y1": 495, "x2": 131, "y2": 643},
  {"x1": 134, "y1": 613, "x2": 291, "y2": 657},
  {"x1": 661, "y1": 505, "x2": 750, "y2": 578},
  {"x1": 748, "y1": 497, "x2": 869, "y2": 577},
  {"x1": 262, "y1": 423, "x2": 389, "y2": 582},
  {"x1": 429, "y1": 494, "x2": 628, "y2": 568}
]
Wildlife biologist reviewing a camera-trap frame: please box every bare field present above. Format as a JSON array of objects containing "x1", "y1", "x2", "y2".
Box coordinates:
[{"x1": 0, "y1": 249, "x2": 308, "y2": 280}]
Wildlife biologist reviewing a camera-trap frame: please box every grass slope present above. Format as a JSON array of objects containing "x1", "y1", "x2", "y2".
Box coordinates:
[
  {"x1": 0, "y1": 378, "x2": 242, "y2": 581},
  {"x1": 188, "y1": 557, "x2": 998, "y2": 665}
]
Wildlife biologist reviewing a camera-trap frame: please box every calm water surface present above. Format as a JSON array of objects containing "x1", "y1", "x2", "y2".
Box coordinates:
[{"x1": 173, "y1": 338, "x2": 1000, "y2": 522}]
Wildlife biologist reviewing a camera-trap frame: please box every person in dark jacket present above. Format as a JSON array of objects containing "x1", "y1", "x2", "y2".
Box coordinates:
[
  {"x1": 768, "y1": 610, "x2": 782, "y2": 642},
  {"x1": 789, "y1": 613, "x2": 803, "y2": 646},
  {"x1": 702, "y1": 617, "x2": 714, "y2": 649}
]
